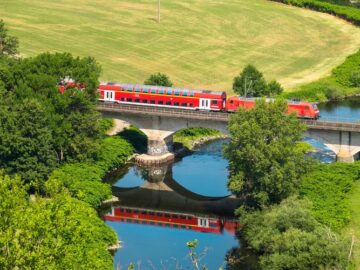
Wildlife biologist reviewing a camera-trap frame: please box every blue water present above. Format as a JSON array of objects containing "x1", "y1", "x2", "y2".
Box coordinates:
[
  {"x1": 318, "y1": 97, "x2": 360, "y2": 123},
  {"x1": 113, "y1": 167, "x2": 145, "y2": 188},
  {"x1": 109, "y1": 221, "x2": 238, "y2": 270}
]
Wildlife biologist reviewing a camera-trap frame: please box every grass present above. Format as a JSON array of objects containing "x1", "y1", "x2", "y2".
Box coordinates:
[
  {"x1": 1, "y1": 0, "x2": 360, "y2": 92},
  {"x1": 345, "y1": 180, "x2": 360, "y2": 268},
  {"x1": 173, "y1": 127, "x2": 222, "y2": 150}
]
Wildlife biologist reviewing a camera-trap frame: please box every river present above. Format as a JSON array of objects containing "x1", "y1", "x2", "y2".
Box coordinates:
[{"x1": 104, "y1": 97, "x2": 360, "y2": 269}]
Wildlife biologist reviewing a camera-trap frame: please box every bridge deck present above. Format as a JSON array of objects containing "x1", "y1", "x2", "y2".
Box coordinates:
[{"x1": 97, "y1": 102, "x2": 360, "y2": 132}]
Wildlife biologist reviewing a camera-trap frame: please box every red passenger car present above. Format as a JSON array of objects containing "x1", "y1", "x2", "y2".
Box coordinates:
[
  {"x1": 225, "y1": 97, "x2": 320, "y2": 119},
  {"x1": 98, "y1": 82, "x2": 226, "y2": 111}
]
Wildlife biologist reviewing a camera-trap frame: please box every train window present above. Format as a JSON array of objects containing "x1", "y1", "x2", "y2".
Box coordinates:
[
  {"x1": 174, "y1": 102, "x2": 179, "y2": 106},
  {"x1": 127, "y1": 87, "x2": 132, "y2": 92},
  {"x1": 121, "y1": 87, "x2": 125, "y2": 91},
  {"x1": 134, "y1": 210, "x2": 139, "y2": 214},
  {"x1": 181, "y1": 103, "x2": 187, "y2": 107},
  {"x1": 126, "y1": 209, "x2": 131, "y2": 213},
  {"x1": 230, "y1": 100, "x2": 234, "y2": 104},
  {"x1": 120, "y1": 208, "x2": 124, "y2": 212},
  {"x1": 141, "y1": 210, "x2": 147, "y2": 214},
  {"x1": 158, "y1": 90, "x2": 164, "y2": 94},
  {"x1": 181, "y1": 225, "x2": 186, "y2": 229},
  {"x1": 151, "y1": 89, "x2": 156, "y2": 94},
  {"x1": 182, "y1": 92, "x2": 188, "y2": 96},
  {"x1": 166, "y1": 90, "x2": 172, "y2": 95},
  {"x1": 166, "y1": 224, "x2": 170, "y2": 227},
  {"x1": 143, "y1": 88, "x2": 149, "y2": 93},
  {"x1": 149, "y1": 211, "x2": 155, "y2": 215},
  {"x1": 173, "y1": 215, "x2": 178, "y2": 219},
  {"x1": 157, "y1": 222, "x2": 162, "y2": 226},
  {"x1": 174, "y1": 91, "x2": 180, "y2": 96},
  {"x1": 209, "y1": 223, "x2": 217, "y2": 228},
  {"x1": 126, "y1": 98, "x2": 132, "y2": 102},
  {"x1": 121, "y1": 97, "x2": 124, "y2": 101},
  {"x1": 134, "y1": 99, "x2": 140, "y2": 103},
  {"x1": 150, "y1": 222, "x2": 155, "y2": 225},
  {"x1": 173, "y1": 224, "x2": 178, "y2": 228},
  {"x1": 135, "y1": 88, "x2": 140, "y2": 92},
  {"x1": 180, "y1": 215, "x2": 186, "y2": 219},
  {"x1": 134, "y1": 220, "x2": 139, "y2": 224},
  {"x1": 157, "y1": 213, "x2": 162, "y2": 217},
  {"x1": 150, "y1": 100, "x2": 155, "y2": 104},
  {"x1": 189, "y1": 103, "x2": 193, "y2": 107},
  {"x1": 165, "y1": 214, "x2": 171, "y2": 218},
  {"x1": 158, "y1": 101, "x2": 164, "y2": 105},
  {"x1": 211, "y1": 100, "x2": 218, "y2": 105},
  {"x1": 189, "y1": 92, "x2": 194, "y2": 97},
  {"x1": 166, "y1": 101, "x2": 171, "y2": 105},
  {"x1": 142, "y1": 99, "x2": 148, "y2": 103}
]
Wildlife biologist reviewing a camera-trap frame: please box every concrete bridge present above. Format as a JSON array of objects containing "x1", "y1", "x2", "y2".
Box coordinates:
[{"x1": 98, "y1": 102, "x2": 360, "y2": 162}]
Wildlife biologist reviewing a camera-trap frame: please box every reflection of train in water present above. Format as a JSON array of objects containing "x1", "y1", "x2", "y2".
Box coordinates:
[{"x1": 104, "y1": 206, "x2": 239, "y2": 235}]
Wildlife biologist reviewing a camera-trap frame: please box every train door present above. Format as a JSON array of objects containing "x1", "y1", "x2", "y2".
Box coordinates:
[
  {"x1": 104, "y1": 90, "x2": 115, "y2": 102},
  {"x1": 199, "y1": 99, "x2": 211, "y2": 110},
  {"x1": 198, "y1": 218, "x2": 209, "y2": 228}
]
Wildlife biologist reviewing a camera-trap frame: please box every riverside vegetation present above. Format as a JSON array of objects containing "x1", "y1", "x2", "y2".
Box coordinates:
[{"x1": 0, "y1": 22, "x2": 134, "y2": 269}]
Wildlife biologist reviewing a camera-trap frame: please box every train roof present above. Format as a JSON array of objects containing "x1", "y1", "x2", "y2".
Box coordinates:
[
  {"x1": 100, "y1": 82, "x2": 225, "y2": 95},
  {"x1": 229, "y1": 96, "x2": 314, "y2": 104}
]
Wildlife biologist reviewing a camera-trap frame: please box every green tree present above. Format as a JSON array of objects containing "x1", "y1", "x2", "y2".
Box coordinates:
[
  {"x1": 0, "y1": 171, "x2": 117, "y2": 270},
  {"x1": 232, "y1": 65, "x2": 267, "y2": 97},
  {"x1": 144, "y1": 72, "x2": 173, "y2": 87},
  {"x1": 240, "y1": 197, "x2": 349, "y2": 270},
  {"x1": 223, "y1": 99, "x2": 307, "y2": 209},
  {"x1": 0, "y1": 20, "x2": 18, "y2": 57},
  {"x1": 266, "y1": 80, "x2": 283, "y2": 96}
]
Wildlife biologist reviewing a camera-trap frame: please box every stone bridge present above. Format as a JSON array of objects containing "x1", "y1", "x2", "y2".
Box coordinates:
[{"x1": 98, "y1": 102, "x2": 360, "y2": 162}]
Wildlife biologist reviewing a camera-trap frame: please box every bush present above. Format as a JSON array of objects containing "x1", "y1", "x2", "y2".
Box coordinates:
[
  {"x1": 300, "y1": 162, "x2": 360, "y2": 230},
  {"x1": 47, "y1": 137, "x2": 133, "y2": 208},
  {"x1": 173, "y1": 127, "x2": 222, "y2": 149}
]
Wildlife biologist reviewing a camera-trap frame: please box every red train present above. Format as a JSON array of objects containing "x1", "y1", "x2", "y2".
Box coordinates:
[
  {"x1": 97, "y1": 82, "x2": 320, "y2": 119},
  {"x1": 59, "y1": 81, "x2": 320, "y2": 119},
  {"x1": 104, "y1": 206, "x2": 239, "y2": 235}
]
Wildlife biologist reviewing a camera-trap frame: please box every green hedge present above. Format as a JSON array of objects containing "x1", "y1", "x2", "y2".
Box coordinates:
[
  {"x1": 47, "y1": 137, "x2": 133, "y2": 208},
  {"x1": 300, "y1": 162, "x2": 360, "y2": 231},
  {"x1": 271, "y1": 0, "x2": 360, "y2": 25}
]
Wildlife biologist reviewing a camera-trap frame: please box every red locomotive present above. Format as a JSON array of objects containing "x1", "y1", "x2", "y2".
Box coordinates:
[{"x1": 103, "y1": 206, "x2": 239, "y2": 235}]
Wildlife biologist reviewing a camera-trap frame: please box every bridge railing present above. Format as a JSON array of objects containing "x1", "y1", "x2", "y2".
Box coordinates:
[{"x1": 97, "y1": 102, "x2": 360, "y2": 132}]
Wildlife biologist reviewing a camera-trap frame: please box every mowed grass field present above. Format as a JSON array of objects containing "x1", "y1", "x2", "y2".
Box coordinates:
[{"x1": 1, "y1": 0, "x2": 360, "y2": 92}]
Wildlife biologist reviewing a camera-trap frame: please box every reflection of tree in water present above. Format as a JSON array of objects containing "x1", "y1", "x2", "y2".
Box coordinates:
[{"x1": 225, "y1": 241, "x2": 260, "y2": 270}]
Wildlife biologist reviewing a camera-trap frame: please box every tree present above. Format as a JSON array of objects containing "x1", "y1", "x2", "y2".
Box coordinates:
[
  {"x1": 266, "y1": 80, "x2": 283, "y2": 96},
  {"x1": 223, "y1": 98, "x2": 307, "y2": 209},
  {"x1": 0, "y1": 20, "x2": 18, "y2": 57},
  {"x1": 0, "y1": 171, "x2": 117, "y2": 270},
  {"x1": 144, "y1": 72, "x2": 173, "y2": 87},
  {"x1": 232, "y1": 65, "x2": 267, "y2": 97},
  {"x1": 240, "y1": 197, "x2": 349, "y2": 270}
]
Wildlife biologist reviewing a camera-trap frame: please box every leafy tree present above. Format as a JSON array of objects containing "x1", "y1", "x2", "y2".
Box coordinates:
[
  {"x1": 0, "y1": 20, "x2": 18, "y2": 57},
  {"x1": 232, "y1": 65, "x2": 267, "y2": 97},
  {"x1": 144, "y1": 72, "x2": 173, "y2": 87},
  {"x1": 240, "y1": 197, "x2": 349, "y2": 270},
  {"x1": 0, "y1": 171, "x2": 117, "y2": 270},
  {"x1": 266, "y1": 80, "x2": 283, "y2": 96},
  {"x1": 223, "y1": 99, "x2": 307, "y2": 209}
]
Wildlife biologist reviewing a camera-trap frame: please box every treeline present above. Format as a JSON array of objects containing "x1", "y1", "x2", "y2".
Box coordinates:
[
  {"x1": 0, "y1": 20, "x2": 134, "y2": 269},
  {"x1": 271, "y1": 0, "x2": 360, "y2": 25}
]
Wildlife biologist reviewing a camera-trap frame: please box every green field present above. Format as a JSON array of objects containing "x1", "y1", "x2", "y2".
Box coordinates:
[{"x1": 1, "y1": 0, "x2": 360, "y2": 91}]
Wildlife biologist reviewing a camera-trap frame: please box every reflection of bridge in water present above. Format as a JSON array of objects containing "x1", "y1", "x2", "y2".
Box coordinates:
[{"x1": 107, "y1": 162, "x2": 241, "y2": 219}]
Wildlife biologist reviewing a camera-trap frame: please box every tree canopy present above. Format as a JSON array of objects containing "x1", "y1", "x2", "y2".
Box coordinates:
[
  {"x1": 232, "y1": 65, "x2": 283, "y2": 97},
  {"x1": 223, "y1": 98, "x2": 307, "y2": 209},
  {"x1": 144, "y1": 72, "x2": 173, "y2": 87},
  {"x1": 0, "y1": 20, "x2": 18, "y2": 57}
]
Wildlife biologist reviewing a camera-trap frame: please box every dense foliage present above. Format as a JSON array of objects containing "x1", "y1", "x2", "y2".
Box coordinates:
[
  {"x1": 223, "y1": 99, "x2": 307, "y2": 209},
  {"x1": 47, "y1": 136, "x2": 133, "y2": 208},
  {"x1": 0, "y1": 52, "x2": 102, "y2": 184},
  {"x1": 0, "y1": 20, "x2": 18, "y2": 57},
  {"x1": 118, "y1": 125, "x2": 148, "y2": 153},
  {"x1": 300, "y1": 162, "x2": 360, "y2": 231},
  {"x1": 271, "y1": 0, "x2": 360, "y2": 25},
  {"x1": 173, "y1": 127, "x2": 222, "y2": 150},
  {"x1": 233, "y1": 65, "x2": 283, "y2": 97},
  {"x1": 144, "y1": 72, "x2": 173, "y2": 87},
  {"x1": 0, "y1": 172, "x2": 117, "y2": 270},
  {"x1": 240, "y1": 197, "x2": 349, "y2": 270}
]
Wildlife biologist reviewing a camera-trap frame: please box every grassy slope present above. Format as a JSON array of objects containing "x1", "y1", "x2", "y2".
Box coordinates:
[{"x1": 1, "y1": 0, "x2": 360, "y2": 92}]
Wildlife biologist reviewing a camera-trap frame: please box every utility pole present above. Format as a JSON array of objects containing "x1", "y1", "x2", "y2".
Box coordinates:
[{"x1": 157, "y1": 0, "x2": 161, "y2": 23}]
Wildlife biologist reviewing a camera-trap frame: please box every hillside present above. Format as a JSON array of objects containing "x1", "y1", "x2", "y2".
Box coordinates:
[{"x1": 1, "y1": 0, "x2": 360, "y2": 91}]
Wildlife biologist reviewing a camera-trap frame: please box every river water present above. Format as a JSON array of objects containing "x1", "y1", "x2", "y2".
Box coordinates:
[{"x1": 104, "y1": 97, "x2": 360, "y2": 269}]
